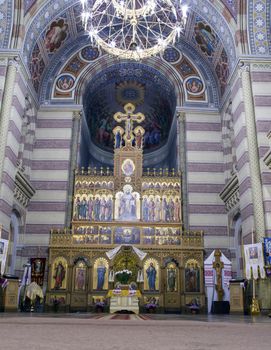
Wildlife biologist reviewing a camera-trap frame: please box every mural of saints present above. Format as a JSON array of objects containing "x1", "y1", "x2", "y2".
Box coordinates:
[
  {"x1": 167, "y1": 263, "x2": 177, "y2": 292},
  {"x1": 97, "y1": 263, "x2": 106, "y2": 289},
  {"x1": 52, "y1": 257, "x2": 67, "y2": 290},
  {"x1": 144, "y1": 258, "x2": 159, "y2": 291},
  {"x1": 115, "y1": 185, "x2": 140, "y2": 221},
  {"x1": 93, "y1": 258, "x2": 109, "y2": 291},
  {"x1": 74, "y1": 263, "x2": 86, "y2": 291},
  {"x1": 44, "y1": 19, "x2": 68, "y2": 53},
  {"x1": 142, "y1": 196, "x2": 180, "y2": 222},
  {"x1": 185, "y1": 260, "x2": 200, "y2": 293},
  {"x1": 73, "y1": 195, "x2": 113, "y2": 221}
]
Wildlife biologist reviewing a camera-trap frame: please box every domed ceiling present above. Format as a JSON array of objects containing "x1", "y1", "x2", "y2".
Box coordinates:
[
  {"x1": 83, "y1": 63, "x2": 176, "y2": 154},
  {"x1": 22, "y1": 0, "x2": 242, "y2": 103}
]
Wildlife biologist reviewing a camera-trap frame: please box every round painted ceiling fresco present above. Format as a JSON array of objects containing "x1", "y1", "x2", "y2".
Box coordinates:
[{"x1": 83, "y1": 63, "x2": 176, "y2": 154}]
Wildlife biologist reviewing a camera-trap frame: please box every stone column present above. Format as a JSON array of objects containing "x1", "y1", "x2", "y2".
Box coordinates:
[
  {"x1": 177, "y1": 112, "x2": 188, "y2": 230},
  {"x1": 0, "y1": 57, "x2": 19, "y2": 187},
  {"x1": 239, "y1": 62, "x2": 265, "y2": 241},
  {"x1": 65, "y1": 110, "x2": 82, "y2": 227}
]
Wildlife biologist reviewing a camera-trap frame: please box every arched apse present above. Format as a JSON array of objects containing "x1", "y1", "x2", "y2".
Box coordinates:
[{"x1": 79, "y1": 62, "x2": 179, "y2": 169}]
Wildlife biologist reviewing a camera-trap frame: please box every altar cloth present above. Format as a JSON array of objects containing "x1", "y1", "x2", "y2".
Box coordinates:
[{"x1": 106, "y1": 289, "x2": 141, "y2": 297}]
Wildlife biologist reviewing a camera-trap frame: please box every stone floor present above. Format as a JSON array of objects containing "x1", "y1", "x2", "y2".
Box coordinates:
[{"x1": 0, "y1": 313, "x2": 270, "y2": 350}]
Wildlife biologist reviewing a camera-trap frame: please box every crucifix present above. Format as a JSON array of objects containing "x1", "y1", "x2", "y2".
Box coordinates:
[
  {"x1": 213, "y1": 249, "x2": 224, "y2": 301},
  {"x1": 113, "y1": 103, "x2": 145, "y2": 145}
]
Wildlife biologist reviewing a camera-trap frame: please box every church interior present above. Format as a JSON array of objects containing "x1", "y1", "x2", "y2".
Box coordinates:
[{"x1": 0, "y1": 0, "x2": 271, "y2": 315}]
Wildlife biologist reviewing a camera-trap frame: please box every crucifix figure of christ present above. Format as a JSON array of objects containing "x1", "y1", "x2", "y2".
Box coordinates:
[
  {"x1": 113, "y1": 103, "x2": 145, "y2": 146},
  {"x1": 213, "y1": 249, "x2": 224, "y2": 301}
]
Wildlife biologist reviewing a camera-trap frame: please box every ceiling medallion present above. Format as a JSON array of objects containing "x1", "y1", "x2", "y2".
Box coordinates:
[{"x1": 80, "y1": 0, "x2": 188, "y2": 60}]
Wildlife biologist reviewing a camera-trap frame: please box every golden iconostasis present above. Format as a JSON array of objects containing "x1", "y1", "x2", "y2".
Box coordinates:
[{"x1": 47, "y1": 104, "x2": 204, "y2": 312}]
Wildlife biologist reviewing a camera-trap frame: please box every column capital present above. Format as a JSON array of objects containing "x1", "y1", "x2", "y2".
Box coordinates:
[
  {"x1": 238, "y1": 61, "x2": 250, "y2": 73},
  {"x1": 73, "y1": 110, "x2": 82, "y2": 120},
  {"x1": 8, "y1": 56, "x2": 20, "y2": 70},
  {"x1": 177, "y1": 112, "x2": 185, "y2": 122}
]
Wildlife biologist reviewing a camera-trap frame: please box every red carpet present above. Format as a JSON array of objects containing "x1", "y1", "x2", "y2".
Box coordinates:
[{"x1": 110, "y1": 314, "x2": 131, "y2": 320}]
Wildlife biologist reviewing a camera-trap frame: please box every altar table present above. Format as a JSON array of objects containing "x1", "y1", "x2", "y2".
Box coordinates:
[{"x1": 107, "y1": 290, "x2": 141, "y2": 314}]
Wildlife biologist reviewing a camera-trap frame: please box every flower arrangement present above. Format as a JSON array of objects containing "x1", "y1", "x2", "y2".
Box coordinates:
[
  {"x1": 50, "y1": 296, "x2": 65, "y2": 312},
  {"x1": 115, "y1": 269, "x2": 132, "y2": 284},
  {"x1": 95, "y1": 301, "x2": 105, "y2": 308},
  {"x1": 94, "y1": 300, "x2": 105, "y2": 312},
  {"x1": 145, "y1": 297, "x2": 158, "y2": 312},
  {"x1": 51, "y1": 296, "x2": 65, "y2": 305},
  {"x1": 145, "y1": 302, "x2": 157, "y2": 310}
]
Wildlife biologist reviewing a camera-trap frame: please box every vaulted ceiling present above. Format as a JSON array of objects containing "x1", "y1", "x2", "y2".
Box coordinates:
[
  {"x1": 21, "y1": 0, "x2": 240, "y2": 104},
  {"x1": 0, "y1": 0, "x2": 270, "y2": 161},
  {"x1": 0, "y1": 1, "x2": 270, "y2": 104}
]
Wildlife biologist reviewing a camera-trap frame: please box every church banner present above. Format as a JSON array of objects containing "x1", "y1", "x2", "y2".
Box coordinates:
[
  {"x1": 244, "y1": 243, "x2": 265, "y2": 280},
  {"x1": 263, "y1": 238, "x2": 271, "y2": 276},
  {"x1": 263, "y1": 238, "x2": 271, "y2": 265},
  {"x1": 0, "y1": 238, "x2": 9, "y2": 275}
]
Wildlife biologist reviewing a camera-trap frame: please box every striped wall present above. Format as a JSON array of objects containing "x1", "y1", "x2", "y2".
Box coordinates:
[
  {"x1": 25, "y1": 109, "x2": 73, "y2": 255},
  {"x1": 0, "y1": 63, "x2": 37, "y2": 275},
  {"x1": 251, "y1": 64, "x2": 271, "y2": 235},
  {"x1": 230, "y1": 62, "x2": 271, "y2": 243},
  {"x1": 221, "y1": 103, "x2": 237, "y2": 182},
  {"x1": 185, "y1": 111, "x2": 228, "y2": 250},
  {"x1": 0, "y1": 67, "x2": 27, "y2": 238},
  {"x1": 230, "y1": 73, "x2": 254, "y2": 243}
]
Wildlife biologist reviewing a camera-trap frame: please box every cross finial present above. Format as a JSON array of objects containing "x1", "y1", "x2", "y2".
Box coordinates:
[{"x1": 113, "y1": 103, "x2": 145, "y2": 147}]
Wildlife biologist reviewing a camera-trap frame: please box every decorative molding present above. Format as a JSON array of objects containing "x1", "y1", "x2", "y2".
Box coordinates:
[
  {"x1": 248, "y1": 0, "x2": 270, "y2": 56},
  {"x1": 251, "y1": 63, "x2": 271, "y2": 71},
  {"x1": 72, "y1": 110, "x2": 82, "y2": 120},
  {"x1": 219, "y1": 173, "x2": 240, "y2": 212},
  {"x1": 14, "y1": 168, "x2": 36, "y2": 208}
]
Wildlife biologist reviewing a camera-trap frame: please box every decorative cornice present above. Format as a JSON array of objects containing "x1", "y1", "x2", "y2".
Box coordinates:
[
  {"x1": 219, "y1": 173, "x2": 240, "y2": 212},
  {"x1": 175, "y1": 106, "x2": 219, "y2": 114},
  {"x1": 73, "y1": 110, "x2": 82, "y2": 120},
  {"x1": 14, "y1": 169, "x2": 36, "y2": 208},
  {"x1": 40, "y1": 104, "x2": 83, "y2": 111},
  {"x1": 221, "y1": 57, "x2": 271, "y2": 110},
  {"x1": 177, "y1": 111, "x2": 185, "y2": 123}
]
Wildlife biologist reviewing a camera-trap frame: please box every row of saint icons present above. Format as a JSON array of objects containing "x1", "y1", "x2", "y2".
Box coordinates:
[
  {"x1": 73, "y1": 226, "x2": 181, "y2": 236},
  {"x1": 52, "y1": 261, "x2": 200, "y2": 293},
  {"x1": 72, "y1": 235, "x2": 181, "y2": 246},
  {"x1": 73, "y1": 195, "x2": 181, "y2": 222}
]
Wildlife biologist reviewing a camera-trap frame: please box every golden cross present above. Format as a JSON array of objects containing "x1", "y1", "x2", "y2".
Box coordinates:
[{"x1": 113, "y1": 103, "x2": 145, "y2": 144}]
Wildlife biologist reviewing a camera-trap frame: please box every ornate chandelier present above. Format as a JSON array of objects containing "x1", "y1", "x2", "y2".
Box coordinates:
[{"x1": 80, "y1": 0, "x2": 188, "y2": 60}]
